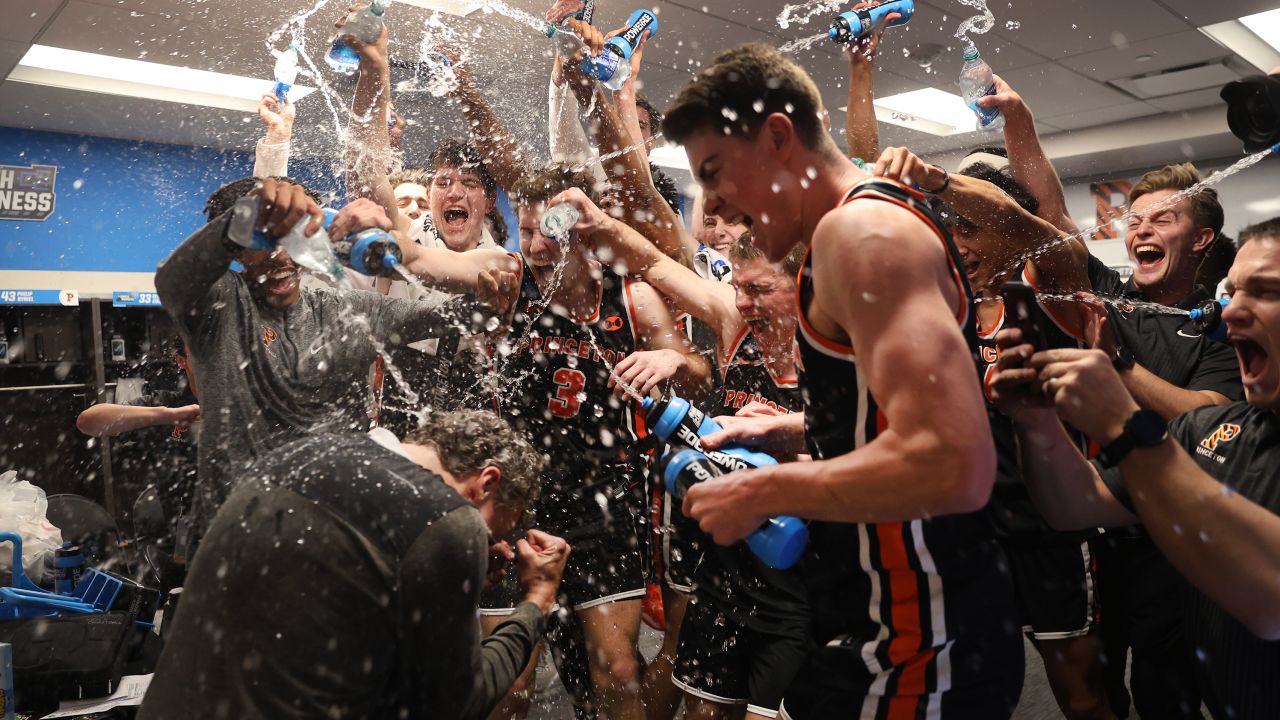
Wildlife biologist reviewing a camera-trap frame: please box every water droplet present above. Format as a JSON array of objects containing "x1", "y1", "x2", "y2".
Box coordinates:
[
  {"x1": 72, "y1": 178, "x2": 84, "y2": 190},
  {"x1": 1004, "y1": 20, "x2": 1020, "y2": 30}
]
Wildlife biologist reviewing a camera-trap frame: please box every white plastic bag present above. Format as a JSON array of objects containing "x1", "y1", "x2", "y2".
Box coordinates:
[{"x1": 0, "y1": 470, "x2": 64, "y2": 580}]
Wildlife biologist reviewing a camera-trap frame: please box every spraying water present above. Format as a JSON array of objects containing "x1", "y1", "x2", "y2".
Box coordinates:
[
  {"x1": 777, "y1": 0, "x2": 844, "y2": 30},
  {"x1": 953, "y1": 0, "x2": 995, "y2": 45},
  {"x1": 990, "y1": 144, "x2": 1280, "y2": 290}
]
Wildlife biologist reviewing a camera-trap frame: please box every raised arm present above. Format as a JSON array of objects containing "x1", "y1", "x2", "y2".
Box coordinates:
[
  {"x1": 447, "y1": 50, "x2": 531, "y2": 194},
  {"x1": 399, "y1": 243, "x2": 519, "y2": 297},
  {"x1": 341, "y1": 13, "x2": 406, "y2": 234},
  {"x1": 980, "y1": 75, "x2": 1078, "y2": 234},
  {"x1": 559, "y1": 25, "x2": 697, "y2": 265},
  {"x1": 621, "y1": 280, "x2": 713, "y2": 399},
  {"x1": 842, "y1": 6, "x2": 902, "y2": 162},
  {"x1": 157, "y1": 179, "x2": 323, "y2": 325},
  {"x1": 254, "y1": 93, "x2": 293, "y2": 178},
  {"x1": 550, "y1": 188, "x2": 738, "y2": 334}
]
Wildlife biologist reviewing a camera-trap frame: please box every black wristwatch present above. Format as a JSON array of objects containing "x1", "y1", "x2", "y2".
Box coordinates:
[
  {"x1": 1097, "y1": 408, "x2": 1167, "y2": 468},
  {"x1": 1112, "y1": 344, "x2": 1135, "y2": 372}
]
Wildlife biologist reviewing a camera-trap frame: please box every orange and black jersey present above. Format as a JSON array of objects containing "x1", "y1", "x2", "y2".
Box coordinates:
[
  {"x1": 497, "y1": 257, "x2": 648, "y2": 528},
  {"x1": 715, "y1": 326, "x2": 803, "y2": 416},
  {"x1": 788, "y1": 178, "x2": 1022, "y2": 716},
  {"x1": 690, "y1": 327, "x2": 808, "y2": 629}
]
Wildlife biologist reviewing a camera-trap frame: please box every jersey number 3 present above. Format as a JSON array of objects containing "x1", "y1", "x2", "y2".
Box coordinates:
[{"x1": 549, "y1": 368, "x2": 587, "y2": 418}]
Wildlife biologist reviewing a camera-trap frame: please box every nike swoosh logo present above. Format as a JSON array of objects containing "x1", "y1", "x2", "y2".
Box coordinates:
[{"x1": 1177, "y1": 328, "x2": 1203, "y2": 339}]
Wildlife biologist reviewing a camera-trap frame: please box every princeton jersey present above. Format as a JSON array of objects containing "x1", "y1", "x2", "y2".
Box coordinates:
[
  {"x1": 978, "y1": 264, "x2": 1090, "y2": 538},
  {"x1": 791, "y1": 179, "x2": 1021, "y2": 714},
  {"x1": 498, "y1": 257, "x2": 647, "y2": 531},
  {"x1": 716, "y1": 326, "x2": 803, "y2": 416},
  {"x1": 691, "y1": 326, "x2": 808, "y2": 628}
]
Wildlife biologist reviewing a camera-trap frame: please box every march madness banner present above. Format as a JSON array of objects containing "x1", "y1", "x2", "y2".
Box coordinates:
[{"x1": 0, "y1": 163, "x2": 57, "y2": 221}]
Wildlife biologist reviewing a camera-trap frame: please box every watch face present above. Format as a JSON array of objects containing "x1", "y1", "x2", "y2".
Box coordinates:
[{"x1": 1128, "y1": 409, "x2": 1168, "y2": 446}]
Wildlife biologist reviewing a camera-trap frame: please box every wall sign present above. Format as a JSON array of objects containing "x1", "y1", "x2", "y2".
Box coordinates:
[
  {"x1": 0, "y1": 289, "x2": 79, "y2": 305},
  {"x1": 0, "y1": 163, "x2": 57, "y2": 221}
]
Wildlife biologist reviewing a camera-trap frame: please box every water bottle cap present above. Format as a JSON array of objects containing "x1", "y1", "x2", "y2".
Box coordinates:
[
  {"x1": 287, "y1": 42, "x2": 300, "y2": 52},
  {"x1": 369, "y1": 0, "x2": 389, "y2": 16},
  {"x1": 749, "y1": 516, "x2": 809, "y2": 569},
  {"x1": 963, "y1": 45, "x2": 979, "y2": 61}
]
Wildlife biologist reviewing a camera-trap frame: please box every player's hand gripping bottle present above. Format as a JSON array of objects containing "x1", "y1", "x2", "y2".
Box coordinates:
[{"x1": 645, "y1": 395, "x2": 809, "y2": 569}]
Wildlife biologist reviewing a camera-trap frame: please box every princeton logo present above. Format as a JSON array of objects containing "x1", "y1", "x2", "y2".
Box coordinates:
[
  {"x1": 263, "y1": 325, "x2": 279, "y2": 347},
  {"x1": 602, "y1": 315, "x2": 624, "y2": 332},
  {"x1": 1200, "y1": 423, "x2": 1240, "y2": 452}
]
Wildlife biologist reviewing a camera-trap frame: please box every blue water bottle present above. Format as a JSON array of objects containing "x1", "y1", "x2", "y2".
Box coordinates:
[
  {"x1": 582, "y1": 8, "x2": 658, "y2": 90},
  {"x1": 643, "y1": 394, "x2": 777, "y2": 472},
  {"x1": 326, "y1": 0, "x2": 389, "y2": 75},
  {"x1": 272, "y1": 43, "x2": 300, "y2": 103},
  {"x1": 829, "y1": 0, "x2": 914, "y2": 44},
  {"x1": 53, "y1": 542, "x2": 84, "y2": 595},
  {"x1": 1187, "y1": 297, "x2": 1230, "y2": 342},
  {"x1": 662, "y1": 449, "x2": 808, "y2": 569}
]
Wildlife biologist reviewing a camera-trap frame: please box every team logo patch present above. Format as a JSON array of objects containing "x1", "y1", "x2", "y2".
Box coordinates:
[
  {"x1": 263, "y1": 324, "x2": 279, "y2": 347},
  {"x1": 1200, "y1": 423, "x2": 1240, "y2": 452},
  {"x1": 1196, "y1": 422, "x2": 1240, "y2": 464},
  {"x1": 602, "y1": 315, "x2": 624, "y2": 332},
  {"x1": 981, "y1": 346, "x2": 999, "y2": 364}
]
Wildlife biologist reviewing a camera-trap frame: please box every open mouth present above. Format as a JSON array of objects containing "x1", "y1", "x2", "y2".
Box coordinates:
[
  {"x1": 963, "y1": 257, "x2": 981, "y2": 281},
  {"x1": 442, "y1": 207, "x2": 470, "y2": 230},
  {"x1": 1232, "y1": 336, "x2": 1270, "y2": 385},
  {"x1": 261, "y1": 266, "x2": 298, "y2": 297},
  {"x1": 1133, "y1": 244, "x2": 1166, "y2": 272}
]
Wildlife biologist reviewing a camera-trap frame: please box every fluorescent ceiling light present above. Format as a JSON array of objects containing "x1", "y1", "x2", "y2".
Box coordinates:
[
  {"x1": 8, "y1": 45, "x2": 316, "y2": 113},
  {"x1": 869, "y1": 88, "x2": 977, "y2": 136},
  {"x1": 1240, "y1": 9, "x2": 1280, "y2": 54},
  {"x1": 397, "y1": 0, "x2": 483, "y2": 14},
  {"x1": 1200, "y1": 13, "x2": 1280, "y2": 73},
  {"x1": 649, "y1": 143, "x2": 691, "y2": 172}
]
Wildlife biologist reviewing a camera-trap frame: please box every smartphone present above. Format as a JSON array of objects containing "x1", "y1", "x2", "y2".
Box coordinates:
[{"x1": 999, "y1": 281, "x2": 1049, "y2": 351}]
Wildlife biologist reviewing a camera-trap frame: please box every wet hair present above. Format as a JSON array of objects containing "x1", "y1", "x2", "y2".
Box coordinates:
[
  {"x1": 634, "y1": 94, "x2": 663, "y2": 131},
  {"x1": 1196, "y1": 233, "x2": 1237, "y2": 290},
  {"x1": 204, "y1": 176, "x2": 323, "y2": 222},
  {"x1": 663, "y1": 42, "x2": 837, "y2": 155},
  {"x1": 650, "y1": 164, "x2": 681, "y2": 216},
  {"x1": 509, "y1": 163, "x2": 601, "y2": 207},
  {"x1": 1128, "y1": 163, "x2": 1224, "y2": 239},
  {"x1": 388, "y1": 168, "x2": 429, "y2": 190},
  {"x1": 485, "y1": 208, "x2": 510, "y2": 247},
  {"x1": 404, "y1": 410, "x2": 543, "y2": 512},
  {"x1": 427, "y1": 138, "x2": 498, "y2": 199},
  {"x1": 728, "y1": 230, "x2": 804, "y2": 277},
  {"x1": 1237, "y1": 216, "x2": 1280, "y2": 247},
  {"x1": 931, "y1": 162, "x2": 1039, "y2": 231}
]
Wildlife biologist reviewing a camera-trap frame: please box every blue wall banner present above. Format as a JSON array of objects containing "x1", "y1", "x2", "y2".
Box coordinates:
[
  {"x1": 112, "y1": 290, "x2": 161, "y2": 307},
  {"x1": 0, "y1": 288, "x2": 79, "y2": 305}
]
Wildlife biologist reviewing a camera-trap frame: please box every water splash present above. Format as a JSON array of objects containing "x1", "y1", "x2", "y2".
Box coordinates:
[
  {"x1": 776, "y1": 0, "x2": 842, "y2": 30},
  {"x1": 989, "y1": 144, "x2": 1280, "y2": 290},
  {"x1": 779, "y1": 32, "x2": 828, "y2": 54},
  {"x1": 477, "y1": 0, "x2": 550, "y2": 33},
  {"x1": 954, "y1": 0, "x2": 996, "y2": 45}
]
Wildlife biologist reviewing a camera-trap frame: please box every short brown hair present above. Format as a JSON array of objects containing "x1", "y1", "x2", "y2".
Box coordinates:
[
  {"x1": 1239, "y1": 216, "x2": 1280, "y2": 246},
  {"x1": 728, "y1": 231, "x2": 805, "y2": 277},
  {"x1": 663, "y1": 43, "x2": 836, "y2": 154},
  {"x1": 509, "y1": 163, "x2": 602, "y2": 207},
  {"x1": 388, "y1": 168, "x2": 428, "y2": 189},
  {"x1": 1128, "y1": 163, "x2": 1224, "y2": 238},
  {"x1": 404, "y1": 410, "x2": 543, "y2": 512}
]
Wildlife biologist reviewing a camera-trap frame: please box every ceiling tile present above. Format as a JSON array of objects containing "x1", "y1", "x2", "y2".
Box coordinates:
[
  {"x1": 0, "y1": 39, "x2": 29, "y2": 82},
  {"x1": 1058, "y1": 30, "x2": 1229, "y2": 81},
  {"x1": 1040, "y1": 100, "x2": 1161, "y2": 130},
  {"x1": 1150, "y1": 0, "x2": 1279, "y2": 28},
  {"x1": 987, "y1": 0, "x2": 1190, "y2": 58},
  {"x1": 1145, "y1": 87, "x2": 1229, "y2": 112},
  {"x1": 999, "y1": 62, "x2": 1136, "y2": 116},
  {"x1": 0, "y1": 1, "x2": 59, "y2": 44}
]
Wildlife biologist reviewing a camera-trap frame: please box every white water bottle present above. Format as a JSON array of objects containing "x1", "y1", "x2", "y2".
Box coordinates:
[
  {"x1": 326, "y1": 0, "x2": 390, "y2": 75},
  {"x1": 540, "y1": 203, "x2": 580, "y2": 238},
  {"x1": 272, "y1": 43, "x2": 300, "y2": 103},
  {"x1": 959, "y1": 45, "x2": 1004, "y2": 132}
]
